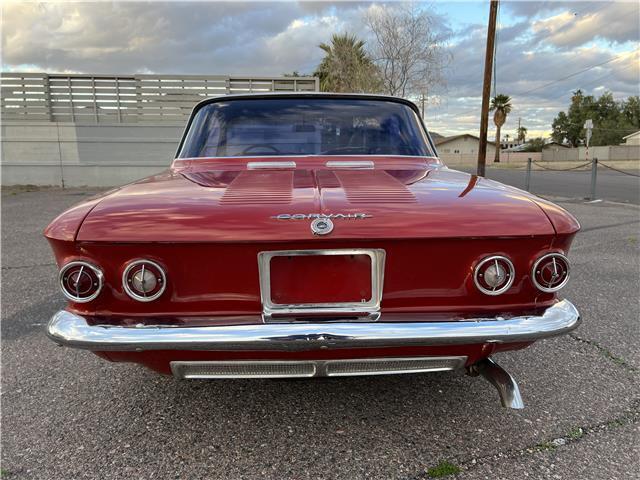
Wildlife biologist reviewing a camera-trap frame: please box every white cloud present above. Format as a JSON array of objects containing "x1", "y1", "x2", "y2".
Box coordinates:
[
  {"x1": 1, "y1": 0, "x2": 637, "y2": 139},
  {"x1": 530, "y1": 2, "x2": 640, "y2": 48}
]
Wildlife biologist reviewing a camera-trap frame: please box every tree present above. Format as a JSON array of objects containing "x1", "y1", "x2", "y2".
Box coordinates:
[
  {"x1": 551, "y1": 90, "x2": 640, "y2": 146},
  {"x1": 522, "y1": 137, "x2": 545, "y2": 152},
  {"x1": 490, "y1": 94, "x2": 512, "y2": 163},
  {"x1": 517, "y1": 126, "x2": 527, "y2": 143},
  {"x1": 314, "y1": 33, "x2": 382, "y2": 93},
  {"x1": 281, "y1": 71, "x2": 313, "y2": 77},
  {"x1": 364, "y1": 3, "x2": 450, "y2": 97}
]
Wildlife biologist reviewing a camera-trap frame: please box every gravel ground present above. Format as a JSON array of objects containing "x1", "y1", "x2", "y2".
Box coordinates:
[{"x1": 1, "y1": 188, "x2": 639, "y2": 480}]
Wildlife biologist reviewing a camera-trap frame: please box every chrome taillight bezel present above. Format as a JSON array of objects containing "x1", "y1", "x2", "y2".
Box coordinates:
[
  {"x1": 122, "y1": 259, "x2": 167, "y2": 302},
  {"x1": 531, "y1": 253, "x2": 570, "y2": 293},
  {"x1": 59, "y1": 261, "x2": 104, "y2": 303},
  {"x1": 473, "y1": 255, "x2": 516, "y2": 296}
]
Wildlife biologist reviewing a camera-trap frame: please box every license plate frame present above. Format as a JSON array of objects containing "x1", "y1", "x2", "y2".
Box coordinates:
[{"x1": 258, "y1": 249, "x2": 385, "y2": 319}]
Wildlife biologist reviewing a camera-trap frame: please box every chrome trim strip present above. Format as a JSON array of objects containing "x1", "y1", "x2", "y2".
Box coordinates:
[
  {"x1": 324, "y1": 356, "x2": 467, "y2": 377},
  {"x1": 247, "y1": 161, "x2": 297, "y2": 169},
  {"x1": 531, "y1": 253, "x2": 571, "y2": 293},
  {"x1": 257, "y1": 249, "x2": 386, "y2": 319},
  {"x1": 46, "y1": 300, "x2": 580, "y2": 352},
  {"x1": 171, "y1": 360, "x2": 318, "y2": 379},
  {"x1": 170, "y1": 356, "x2": 467, "y2": 379},
  {"x1": 325, "y1": 160, "x2": 375, "y2": 169}
]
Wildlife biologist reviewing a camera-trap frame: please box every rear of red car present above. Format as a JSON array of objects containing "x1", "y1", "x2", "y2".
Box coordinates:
[{"x1": 45, "y1": 94, "x2": 580, "y2": 409}]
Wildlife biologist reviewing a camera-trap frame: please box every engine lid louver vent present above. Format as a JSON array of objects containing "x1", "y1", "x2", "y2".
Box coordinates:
[{"x1": 220, "y1": 171, "x2": 294, "y2": 205}]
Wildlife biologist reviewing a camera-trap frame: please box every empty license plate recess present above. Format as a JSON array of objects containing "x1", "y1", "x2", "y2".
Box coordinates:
[{"x1": 258, "y1": 249, "x2": 385, "y2": 318}]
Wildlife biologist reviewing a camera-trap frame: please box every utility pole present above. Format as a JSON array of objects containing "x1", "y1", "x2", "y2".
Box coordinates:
[
  {"x1": 477, "y1": 0, "x2": 499, "y2": 177},
  {"x1": 518, "y1": 117, "x2": 521, "y2": 143}
]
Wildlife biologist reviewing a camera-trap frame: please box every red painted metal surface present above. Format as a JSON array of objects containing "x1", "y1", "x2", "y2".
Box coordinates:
[
  {"x1": 45, "y1": 154, "x2": 580, "y2": 372},
  {"x1": 68, "y1": 157, "x2": 568, "y2": 243}
]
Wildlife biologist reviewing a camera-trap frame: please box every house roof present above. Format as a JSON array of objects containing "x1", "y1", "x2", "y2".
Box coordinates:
[
  {"x1": 622, "y1": 130, "x2": 640, "y2": 140},
  {"x1": 542, "y1": 141, "x2": 571, "y2": 148},
  {"x1": 429, "y1": 131, "x2": 445, "y2": 141},
  {"x1": 434, "y1": 133, "x2": 496, "y2": 146}
]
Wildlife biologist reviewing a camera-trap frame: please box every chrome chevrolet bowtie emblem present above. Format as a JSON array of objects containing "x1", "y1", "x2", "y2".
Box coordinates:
[{"x1": 310, "y1": 217, "x2": 334, "y2": 235}]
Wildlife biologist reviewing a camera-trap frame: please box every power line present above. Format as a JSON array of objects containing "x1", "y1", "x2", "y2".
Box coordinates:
[
  {"x1": 514, "y1": 52, "x2": 632, "y2": 97},
  {"x1": 443, "y1": 51, "x2": 637, "y2": 121},
  {"x1": 508, "y1": 62, "x2": 638, "y2": 113}
]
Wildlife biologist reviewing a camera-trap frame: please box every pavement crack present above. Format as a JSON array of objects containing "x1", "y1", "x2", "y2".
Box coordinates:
[
  {"x1": 1, "y1": 262, "x2": 56, "y2": 270},
  {"x1": 568, "y1": 333, "x2": 638, "y2": 373},
  {"x1": 451, "y1": 400, "x2": 640, "y2": 476},
  {"x1": 580, "y1": 219, "x2": 640, "y2": 233}
]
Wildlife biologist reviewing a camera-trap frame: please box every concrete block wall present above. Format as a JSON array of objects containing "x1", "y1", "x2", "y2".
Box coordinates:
[
  {"x1": 541, "y1": 145, "x2": 640, "y2": 162},
  {"x1": 1, "y1": 122, "x2": 183, "y2": 186}
]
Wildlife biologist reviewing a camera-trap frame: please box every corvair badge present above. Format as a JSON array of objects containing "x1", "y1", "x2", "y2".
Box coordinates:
[
  {"x1": 272, "y1": 213, "x2": 372, "y2": 236},
  {"x1": 272, "y1": 213, "x2": 372, "y2": 220}
]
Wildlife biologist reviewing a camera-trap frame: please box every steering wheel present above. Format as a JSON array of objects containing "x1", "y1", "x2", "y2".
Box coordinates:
[{"x1": 242, "y1": 144, "x2": 281, "y2": 155}]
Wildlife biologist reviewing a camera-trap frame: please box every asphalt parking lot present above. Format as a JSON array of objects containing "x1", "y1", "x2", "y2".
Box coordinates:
[{"x1": 2, "y1": 187, "x2": 639, "y2": 479}]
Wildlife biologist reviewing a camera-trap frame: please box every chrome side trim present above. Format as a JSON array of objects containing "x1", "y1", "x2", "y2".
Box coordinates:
[
  {"x1": 257, "y1": 249, "x2": 386, "y2": 319},
  {"x1": 247, "y1": 161, "x2": 297, "y2": 169},
  {"x1": 46, "y1": 300, "x2": 580, "y2": 352},
  {"x1": 170, "y1": 356, "x2": 467, "y2": 379},
  {"x1": 325, "y1": 160, "x2": 375, "y2": 169}
]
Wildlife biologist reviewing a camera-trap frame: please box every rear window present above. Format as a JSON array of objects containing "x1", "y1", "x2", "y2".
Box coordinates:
[{"x1": 178, "y1": 97, "x2": 434, "y2": 158}]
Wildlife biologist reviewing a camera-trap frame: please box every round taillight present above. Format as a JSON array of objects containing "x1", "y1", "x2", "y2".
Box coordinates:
[
  {"x1": 59, "y1": 261, "x2": 104, "y2": 303},
  {"x1": 474, "y1": 255, "x2": 515, "y2": 295},
  {"x1": 123, "y1": 260, "x2": 166, "y2": 302},
  {"x1": 532, "y1": 253, "x2": 570, "y2": 293}
]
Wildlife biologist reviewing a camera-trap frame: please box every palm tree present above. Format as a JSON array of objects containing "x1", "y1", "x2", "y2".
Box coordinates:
[
  {"x1": 517, "y1": 126, "x2": 527, "y2": 144},
  {"x1": 490, "y1": 94, "x2": 513, "y2": 163},
  {"x1": 314, "y1": 33, "x2": 382, "y2": 93}
]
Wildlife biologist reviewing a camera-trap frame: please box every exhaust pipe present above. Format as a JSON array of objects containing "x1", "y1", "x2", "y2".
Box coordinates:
[{"x1": 468, "y1": 357, "x2": 524, "y2": 409}]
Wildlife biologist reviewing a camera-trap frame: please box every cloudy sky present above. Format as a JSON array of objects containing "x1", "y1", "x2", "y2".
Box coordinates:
[{"x1": 2, "y1": 1, "x2": 639, "y2": 138}]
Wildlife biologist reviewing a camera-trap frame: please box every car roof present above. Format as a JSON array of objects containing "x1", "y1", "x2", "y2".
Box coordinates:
[
  {"x1": 191, "y1": 92, "x2": 421, "y2": 115},
  {"x1": 176, "y1": 92, "x2": 435, "y2": 157}
]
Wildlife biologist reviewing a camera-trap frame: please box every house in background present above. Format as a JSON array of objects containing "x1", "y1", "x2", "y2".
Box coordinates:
[
  {"x1": 500, "y1": 139, "x2": 523, "y2": 150},
  {"x1": 434, "y1": 134, "x2": 497, "y2": 157},
  {"x1": 622, "y1": 131, "x2": 640, "y2": 145}
]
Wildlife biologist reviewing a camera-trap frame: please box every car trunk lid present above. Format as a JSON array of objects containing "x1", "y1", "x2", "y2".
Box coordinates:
[{"x1": 76, "y1": 156, "x2": 555, "y2": 242}]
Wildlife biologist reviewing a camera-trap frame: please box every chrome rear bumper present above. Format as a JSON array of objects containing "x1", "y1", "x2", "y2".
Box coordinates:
[{"x1": 46, "y1": 300, "x2": 580, "y2": 352}]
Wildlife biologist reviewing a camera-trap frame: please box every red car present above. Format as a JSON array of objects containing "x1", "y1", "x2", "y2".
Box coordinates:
[{"x1": 46, "y1": 93, "x2": 580, "y2": 409}]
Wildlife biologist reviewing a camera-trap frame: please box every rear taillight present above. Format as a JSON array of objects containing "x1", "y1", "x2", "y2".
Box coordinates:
[
  {"x1": 532, "y1": 253, "x2": 570, "y2": 293},
  {"x1": 59, "y1": 261, "x2": 104, "y2": 302},
  {"x1": 474, "y1": 255, "x2": 515, "y2": 295},
  {"x1": 122, "y1": 260, "x2": 166, "y2": 302}
]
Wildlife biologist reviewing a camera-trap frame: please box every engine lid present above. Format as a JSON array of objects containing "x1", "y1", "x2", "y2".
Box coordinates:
[{"x1": 74, "y1": 156, "x2": 558, "y2": 242}]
